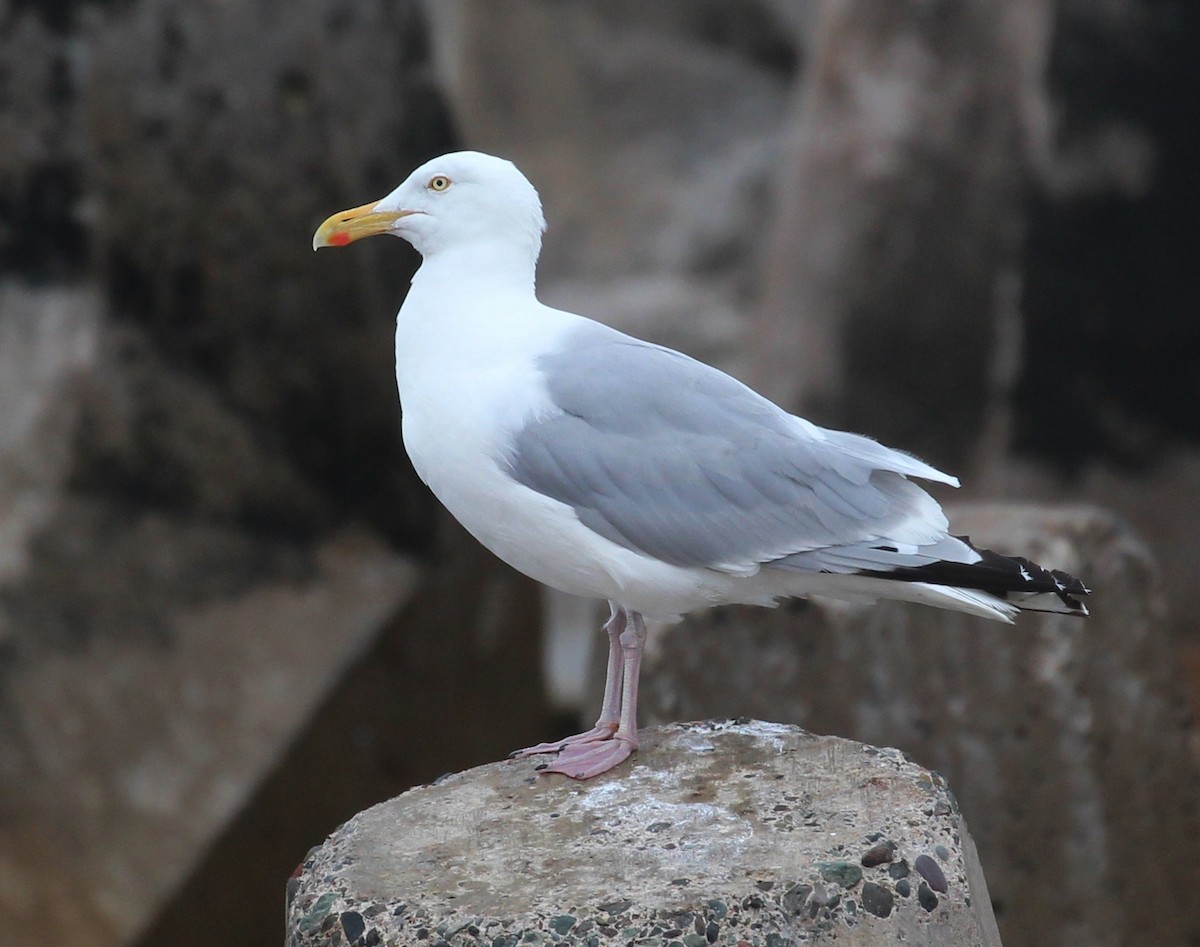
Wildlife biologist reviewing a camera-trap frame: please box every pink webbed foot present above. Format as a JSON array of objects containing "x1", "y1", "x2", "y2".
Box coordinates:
[
  {"x1": 509, "y1": 721, "x2": 618, "y2": 759},
  {"x1": 537, "y1": 730, "x2": 637, "y2": 780},
  {"x1": 512, "y1": 605, "x2": 646, "y2": 779}
]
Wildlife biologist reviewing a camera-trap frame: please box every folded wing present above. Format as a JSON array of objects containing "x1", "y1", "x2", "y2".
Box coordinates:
[{"x1": 506, "y1": 325, "x2": 963, "y2": 578}]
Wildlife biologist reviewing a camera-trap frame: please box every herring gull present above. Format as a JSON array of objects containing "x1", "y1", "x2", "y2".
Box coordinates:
[{"x1": 313, "y1": 151, "x2": 1089, "y2": 779}]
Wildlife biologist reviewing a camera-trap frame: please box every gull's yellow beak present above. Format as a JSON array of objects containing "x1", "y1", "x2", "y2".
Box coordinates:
[{"x1": 312, "y1": 201, "x2": 414, "y2": 250}]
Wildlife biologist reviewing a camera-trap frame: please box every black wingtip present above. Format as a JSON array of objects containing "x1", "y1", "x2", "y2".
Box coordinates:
[{"x1": 859, "y1": 536, "x2": 1091, "y2": 617}]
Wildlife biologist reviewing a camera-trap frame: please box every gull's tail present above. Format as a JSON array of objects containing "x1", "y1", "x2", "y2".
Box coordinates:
[{"x1": 860, "y1": 536, "x2": 1090, "y2": 618}]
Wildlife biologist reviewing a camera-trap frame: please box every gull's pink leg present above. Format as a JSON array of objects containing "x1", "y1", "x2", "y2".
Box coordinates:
[
  {"x1": 541, "y1": 611, "x2": 646, "y2": 779},
  {"x1": 511, "y1": 605, "x2": 625, "y2": 758}
]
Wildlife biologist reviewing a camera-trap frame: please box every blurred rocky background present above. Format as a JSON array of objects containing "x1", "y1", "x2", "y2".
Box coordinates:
[{"x1": 0, "y1": 0, "x2": 1197, "y2": 945}]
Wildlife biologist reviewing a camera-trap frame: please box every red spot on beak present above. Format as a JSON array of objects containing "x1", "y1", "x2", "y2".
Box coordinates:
[{"x1": 328, "y1": 231, "x2": 351, "y2": 247}]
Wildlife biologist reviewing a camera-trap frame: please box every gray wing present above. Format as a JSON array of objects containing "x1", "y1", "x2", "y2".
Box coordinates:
[{"x1": 506, "y1": 324, "x2": 959, "y2": 575}]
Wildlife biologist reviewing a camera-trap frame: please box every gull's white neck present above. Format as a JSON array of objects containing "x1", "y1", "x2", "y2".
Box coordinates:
[
  {"x1": 409, "y1": 237, "x2": 539, "y2": 297},
  {"x1": 394, "y1": 238, "x2": 578, "y2": 402}
]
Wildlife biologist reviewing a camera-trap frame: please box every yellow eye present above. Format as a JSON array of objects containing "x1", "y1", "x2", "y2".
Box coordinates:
[{"x1": 428, "y1": 175, "x2": 452, "y2": 192}]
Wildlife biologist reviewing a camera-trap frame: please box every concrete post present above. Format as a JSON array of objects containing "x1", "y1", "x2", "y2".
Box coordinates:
[{"x1": 286, "y1": 720, "x2": 1002, "y2": 946}]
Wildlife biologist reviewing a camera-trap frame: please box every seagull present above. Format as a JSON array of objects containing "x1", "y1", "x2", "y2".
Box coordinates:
[{"x1": 313, "y1": 151, "x2": 1089, "y2": 779}]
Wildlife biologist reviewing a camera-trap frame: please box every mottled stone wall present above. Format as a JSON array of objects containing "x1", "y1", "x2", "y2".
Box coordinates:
[
  {"x1": 0, "y1": 2, "x2": 478, "y2": 945},
  {"x1": 754, "y1": 0, "x2": 1054, "y2": 470}
]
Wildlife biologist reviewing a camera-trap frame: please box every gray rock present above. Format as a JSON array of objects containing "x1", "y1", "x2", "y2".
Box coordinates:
[
  {"x1": 634, "y1": 504, "x2": 1200, "y2": 947},
  {"x1": 0, "y1": 518, "x2": 418, "y2": 946},
  {"x1": 286, "y1": 720, "x2": 1001, "y2": 946},
  {"x1": 751, "y1": 0, "x2": 1053, "y2": 469}
]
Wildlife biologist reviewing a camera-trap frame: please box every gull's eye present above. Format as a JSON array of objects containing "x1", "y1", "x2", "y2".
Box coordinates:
[{"x1": 428, "y1": 175, "x2": 452, "y2": 192}]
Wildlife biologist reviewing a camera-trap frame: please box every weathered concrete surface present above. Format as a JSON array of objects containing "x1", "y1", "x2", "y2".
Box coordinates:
[
  {"x1": 287, "y1": 720, "x2": 1001, "y2": 946},
  {"x1": 633, "y1": 505, "x2": 1200, "y2": 947}
]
